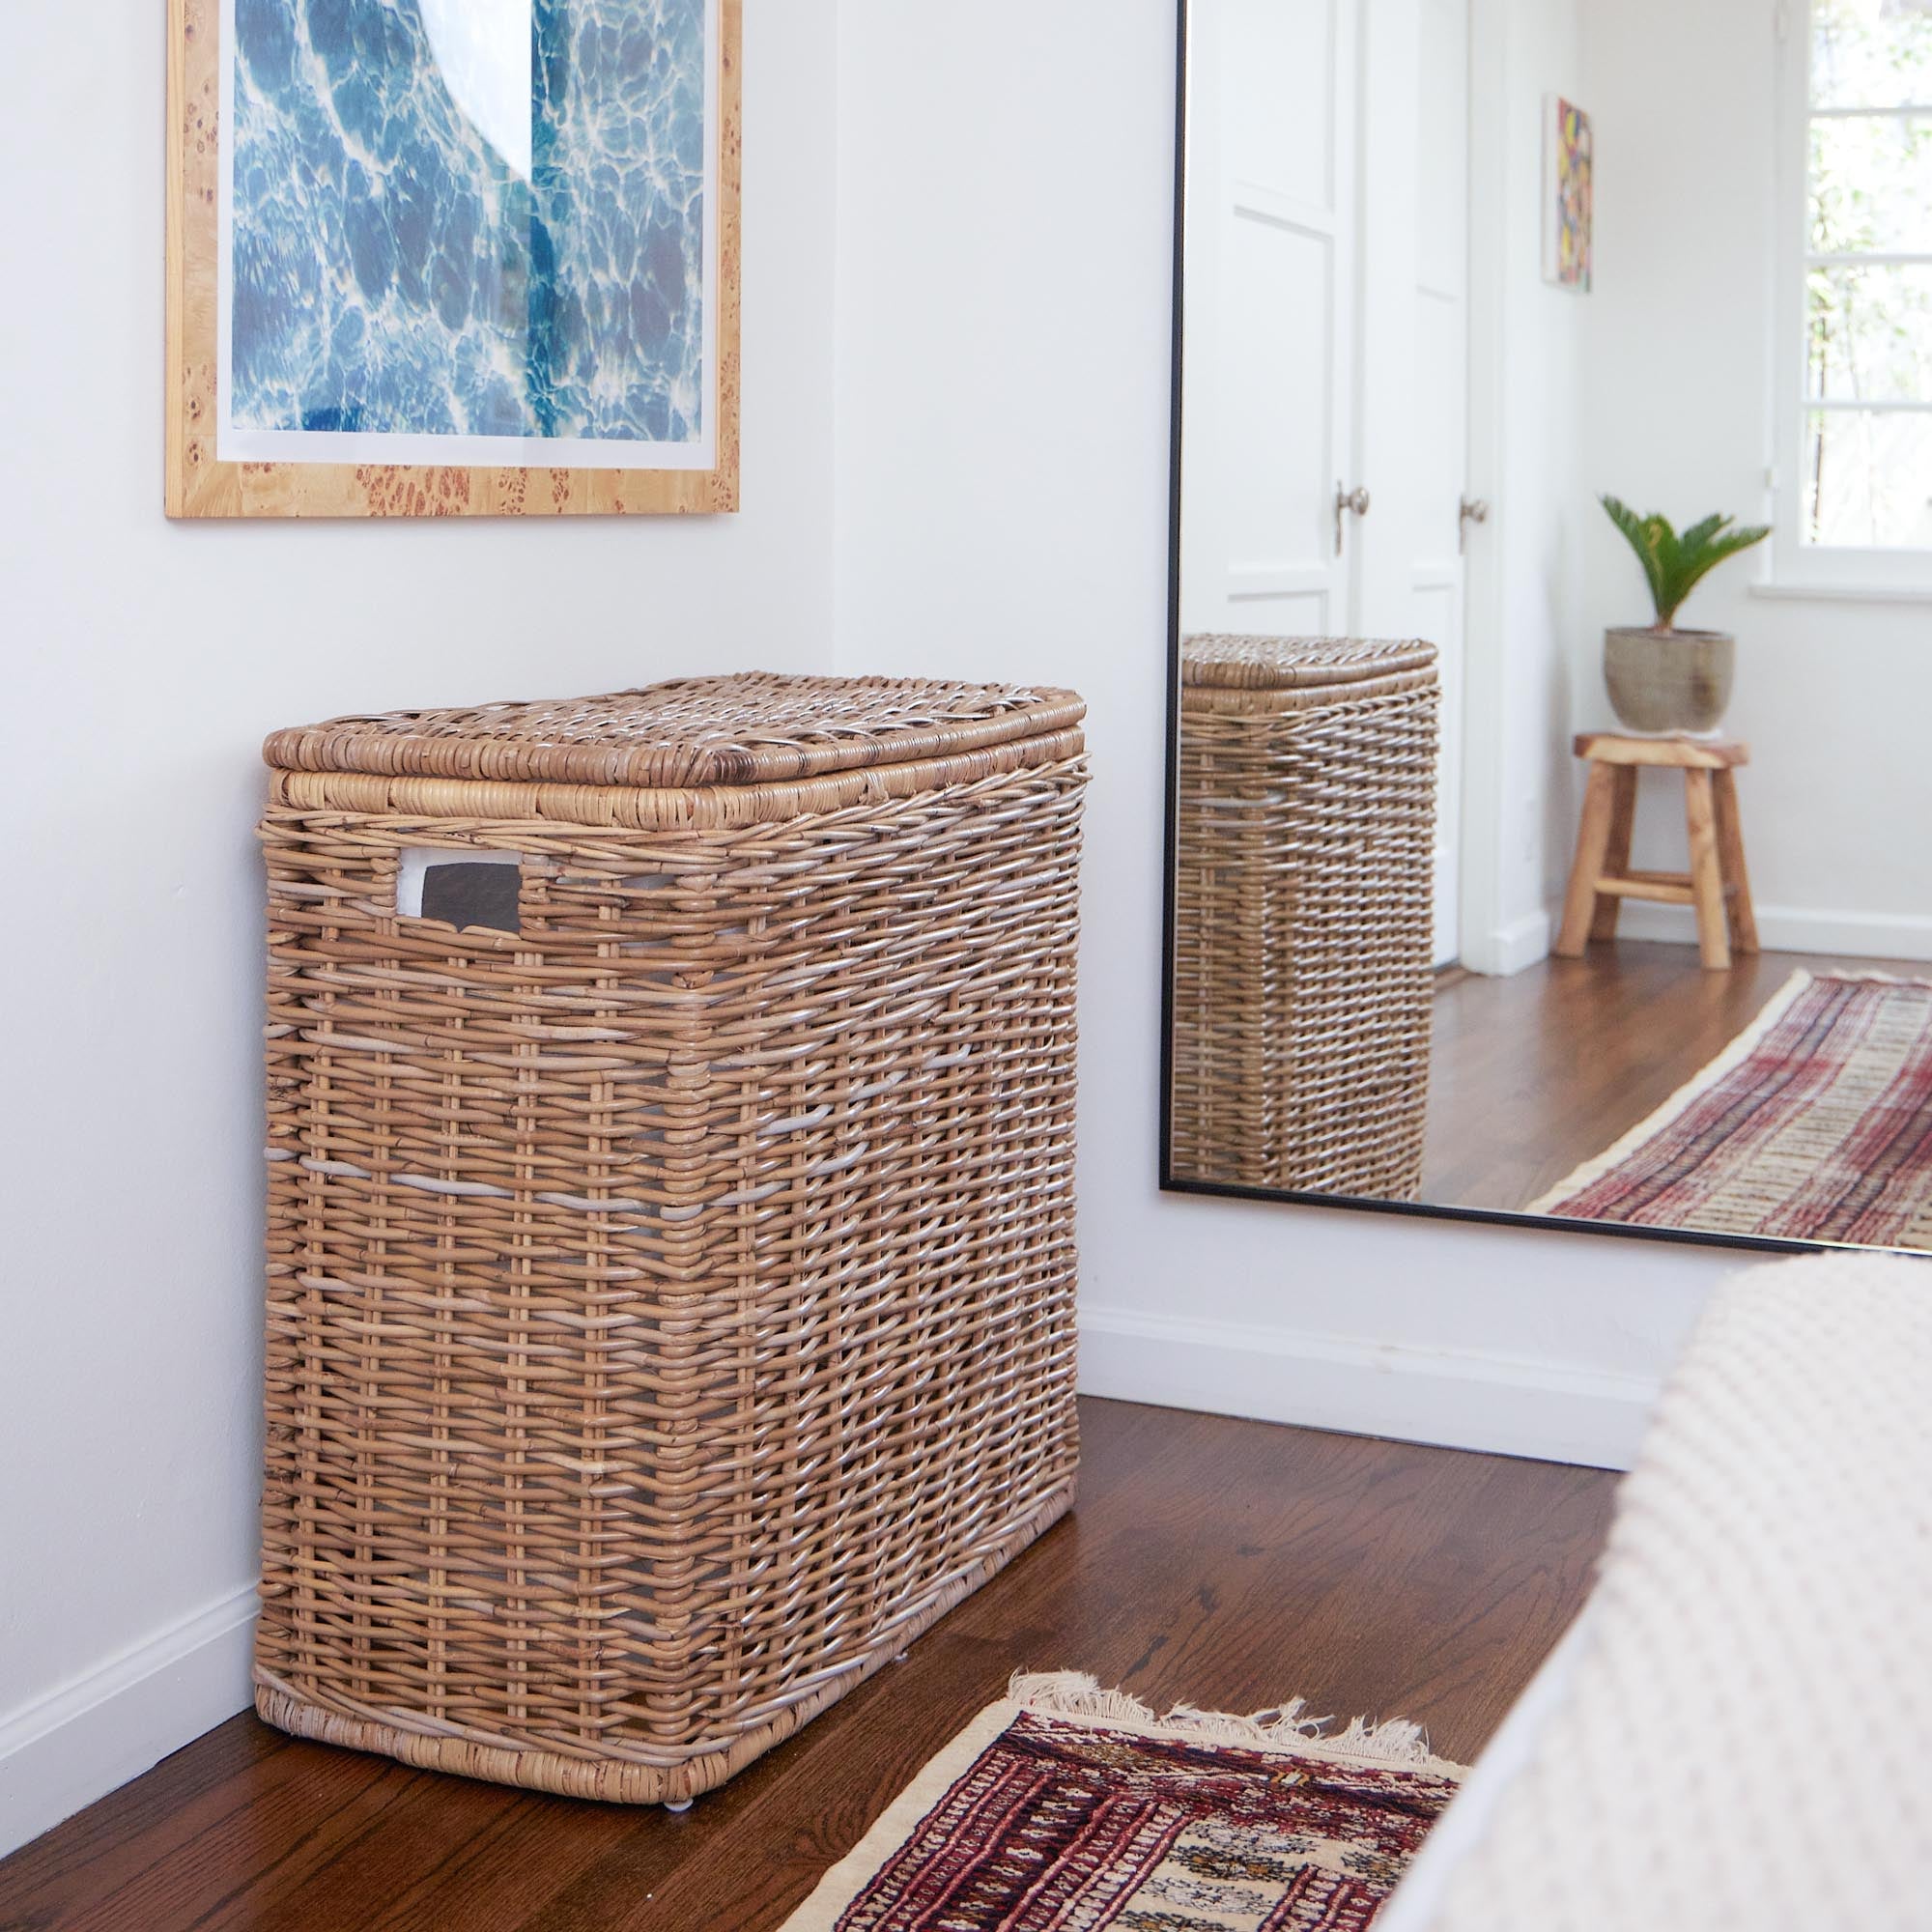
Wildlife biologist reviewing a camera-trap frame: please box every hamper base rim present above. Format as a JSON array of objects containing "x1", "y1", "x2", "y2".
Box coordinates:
[{"x1": 252, "y1": 1479, "x2": 1076, "y2": 1806}]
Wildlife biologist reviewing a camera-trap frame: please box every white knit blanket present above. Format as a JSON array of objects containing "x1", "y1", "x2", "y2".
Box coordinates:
[{"x1": 1411, "y1": 1250, "x2": 1932, "y2": 1931}]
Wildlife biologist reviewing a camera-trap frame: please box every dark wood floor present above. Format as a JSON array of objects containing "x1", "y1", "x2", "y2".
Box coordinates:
[
  {"x1": 1422, "y1": 939, "x2": 1928, "y2": 1213},
  {"x1": 0, "y1": 1400, "x2": 1615, "y2": 1932}
]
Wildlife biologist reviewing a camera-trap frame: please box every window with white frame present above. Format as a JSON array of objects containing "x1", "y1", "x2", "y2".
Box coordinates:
[{"x1": 1775, "y1": 0, "x2": 1932, "y2": 582}]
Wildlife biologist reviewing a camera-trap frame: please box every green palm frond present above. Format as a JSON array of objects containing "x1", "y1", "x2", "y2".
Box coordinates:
[
  {"x1": 1677, "y1": 512, "x2": 1728, "y2": 553},
  {"x1": 1600, "y1": 496, "x2": 1769, "y2": 630},
  {"x1": 1600, "y1": 496, "x2": 1669, "y2": 615}
]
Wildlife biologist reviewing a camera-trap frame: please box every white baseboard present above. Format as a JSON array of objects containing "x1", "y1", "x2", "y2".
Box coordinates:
[
  {"x1": 1612, "y1": 900, "x2": 1932, "y2": 962},
  {"x1": 1458, "y1": 907, "x2": 1552, "y2": 978},
  {"x1": 0, "y1": 1585, "x2": 258, "y2": 1860},
  {"x1": 1079, "y1": 1305, "x2": 1654, "y2": 1470}
]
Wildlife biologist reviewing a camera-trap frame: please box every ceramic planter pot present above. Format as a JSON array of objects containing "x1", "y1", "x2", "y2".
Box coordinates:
[{"x1": 1603, "y1": 626, "x2": 1735, "y2": 735}]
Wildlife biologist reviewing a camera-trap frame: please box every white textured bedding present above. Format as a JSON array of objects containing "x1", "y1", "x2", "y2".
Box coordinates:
[{"x1": 1384, "y1": 1250, "x2": 1932, "y2": 1931}]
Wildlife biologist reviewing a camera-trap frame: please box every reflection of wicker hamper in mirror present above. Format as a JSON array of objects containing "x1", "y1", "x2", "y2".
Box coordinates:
[
  {"x1": 255, "y1": 673, "x2": 1088, "y2": 1806},
  {"x1": 1173, "y1": 637, "x2": 1439, "y2": 1199}
]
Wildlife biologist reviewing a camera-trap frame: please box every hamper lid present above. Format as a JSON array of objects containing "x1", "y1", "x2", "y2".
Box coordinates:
[
  {"x1": 264, "y1": 672, "x2": 1086, "y2": 789},
  {"x1": 1180, "y1": 635, "x2": 1436, "y2": 690}
]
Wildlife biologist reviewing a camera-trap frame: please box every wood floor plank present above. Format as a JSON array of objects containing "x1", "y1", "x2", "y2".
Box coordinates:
[
  {"x1": 0, "y1": 1400, "x2": 1618, "y2": 1932},
  {"x1": 185, "y1": 1771, "x2": 529, "y2": 1932},
  {"x1": 360, "y1": 1789, "x2": 639, "y2": 1932},
  {"x1": 50, "y1": 1757, "x2": 434, "y2": 1932},
  {"x1": 0, "y1": 1717, "x2": 290, "y2": 1921}
]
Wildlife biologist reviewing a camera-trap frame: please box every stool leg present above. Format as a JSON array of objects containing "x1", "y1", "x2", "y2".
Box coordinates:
[
  {"x1": 1713, "y1": 768, "x2": 1759, "y2": 954},
  {"x1": 1555, "y1": 763, "x2": 1619, "y2": 957},
  {"x1": 1590, "y1": 766, "x2": 1637, "y2": 943},
  {"x1": 1684, "y1": 769, "x2": 1731, "y2": 970}
]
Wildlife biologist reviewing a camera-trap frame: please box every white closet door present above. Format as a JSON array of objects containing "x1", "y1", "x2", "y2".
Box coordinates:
[
  {"x1": 1180, "y1": 0, "x2": 1470, "y2": 963},
  {"x1": 1411, "y1": 0, "x2": 1471, "y2": 965},
  {"x1": 1355, "y1": 0, "x2": 1471, "y2": 966},
  {"x1": 1179, "y1": 0, "x2": 1361, "y2": 638}
]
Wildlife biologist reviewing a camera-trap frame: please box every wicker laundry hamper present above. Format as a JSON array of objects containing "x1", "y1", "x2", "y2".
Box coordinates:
[
  {"x1": 254, "y1": 672, "x2": 1087, "y2": 1805},
  {"x1": 1171, "y1": 636, "x2": 1437, "y2": 1199}
]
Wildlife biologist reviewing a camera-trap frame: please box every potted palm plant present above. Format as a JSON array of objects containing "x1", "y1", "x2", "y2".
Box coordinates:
[{"x1": 1600, "y1": 497, "x2": 1770, "y2": 734}]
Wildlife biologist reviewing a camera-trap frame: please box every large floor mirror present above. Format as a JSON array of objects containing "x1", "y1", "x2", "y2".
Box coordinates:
[{"x1": 1162, "y1": 0, "x2": 1932, "y2": 1255}]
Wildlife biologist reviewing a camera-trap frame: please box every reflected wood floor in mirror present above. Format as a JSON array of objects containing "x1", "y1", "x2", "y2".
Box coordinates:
[{"x1": 1423, "y1": 940, "x2": 1931, "y2": 1216}]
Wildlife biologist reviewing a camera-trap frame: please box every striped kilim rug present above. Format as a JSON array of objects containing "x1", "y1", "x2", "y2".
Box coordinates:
[
  {"x1": 779, "y1": 1673, "x2": 1464, "y2": 1932},
  {"x1": 1532, "y1": 971, "x2": 1932, "y2": 1248}
]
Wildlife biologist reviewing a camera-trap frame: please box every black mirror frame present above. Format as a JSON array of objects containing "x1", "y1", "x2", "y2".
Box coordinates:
[{"x1": 1155, "y1": 0, "x2": 1828, "y2": 1261}]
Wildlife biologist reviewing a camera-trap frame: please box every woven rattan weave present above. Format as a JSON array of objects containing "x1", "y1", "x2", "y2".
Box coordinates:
[
  {"x1": 256, "y1": 672, "x2": 1087, "y2": 1805},
  {"x1": 1171, "y1": 637, "x2": 1437, "y2": 1199}
]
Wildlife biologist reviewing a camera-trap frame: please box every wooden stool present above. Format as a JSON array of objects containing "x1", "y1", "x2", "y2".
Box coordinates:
[{"x1": 1554, "y1": 732, "x2": 1758, "y2": 970}]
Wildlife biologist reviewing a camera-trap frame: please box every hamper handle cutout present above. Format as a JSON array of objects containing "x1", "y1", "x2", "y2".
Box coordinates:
[{"x1": 397, "y1": 847, "x2": 524, "y2": 935}]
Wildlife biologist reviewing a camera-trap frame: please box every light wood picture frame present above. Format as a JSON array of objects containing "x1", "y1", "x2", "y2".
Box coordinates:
[{"x1": 165, "y1": 0, "x2": 740, "y2": 519}]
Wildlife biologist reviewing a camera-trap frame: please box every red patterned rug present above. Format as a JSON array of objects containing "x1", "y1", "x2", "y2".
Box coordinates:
[
  {"x1": 1532, "y1": 971, "x2": 1932, "y2": 1248},
  {"x1": 779, "y1": 1673, "x2": 1464, "y2": 1932}
]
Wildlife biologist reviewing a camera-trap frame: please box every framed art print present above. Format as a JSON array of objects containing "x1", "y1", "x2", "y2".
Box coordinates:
[
  {"x1": 166, "y1": 0, "x2": 740, "y2": 517},
  {"x1": 1542, "y1": 94, "x2": 1593, "y2": 294}
]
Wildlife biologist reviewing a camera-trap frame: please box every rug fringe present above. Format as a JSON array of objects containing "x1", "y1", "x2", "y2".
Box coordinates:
[{"x1": 1008, "y1": 1670, "x2": 1437, "y2": 1768}]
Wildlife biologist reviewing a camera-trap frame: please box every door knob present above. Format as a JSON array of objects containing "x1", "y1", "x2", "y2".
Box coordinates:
[
  {"x1": 1458, "y1": 495, "x2": 1490, "y2": 553},
  {"x1": 1334, "y1": 482, "x2": 1372, "y2": 554}
]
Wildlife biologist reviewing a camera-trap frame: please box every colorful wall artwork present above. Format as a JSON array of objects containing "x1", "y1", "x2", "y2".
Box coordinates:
[
  {"x1": 1544, "y1": 95, "x2": 1593, "y2": 294},
  {"x1": 166, "y1": 0, "x2": 740, "y2": 518}
]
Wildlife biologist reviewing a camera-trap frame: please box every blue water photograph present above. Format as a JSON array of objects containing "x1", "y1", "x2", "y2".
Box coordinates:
[{"x1": 227, "y1": 0, "x2": 710, "y2": 449}]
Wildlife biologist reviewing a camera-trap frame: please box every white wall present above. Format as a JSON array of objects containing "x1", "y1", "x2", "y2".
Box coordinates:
[
  {"x1": 0, "y1": 3, "x2": 837, "y2": 1857},
  {"x1": 833, "y1": 0, "x2": 1733, "y2": 1474},
  {"x1": 1579, "y1": 0, "x2": 1932, "y2": 961},
  {"x1": 1462, "y1": 0, "x2": 1595, "y2": 974}
]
